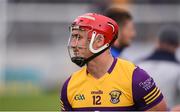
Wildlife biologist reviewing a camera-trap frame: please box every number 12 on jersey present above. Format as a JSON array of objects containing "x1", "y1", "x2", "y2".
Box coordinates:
[{"x1": 92, "y1": 95, "x2": 101, "y2": 105}]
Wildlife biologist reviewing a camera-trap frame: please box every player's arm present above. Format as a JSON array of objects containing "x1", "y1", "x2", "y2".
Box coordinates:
[
  {"x1": 147, "y1": 99, "x2": 167, "y2": 111},
  {"x1": 60, "y1": 76, "x2": 72, "y2": 111},
  {"x1": 132, "y1": 67, "x2": 168, "y2": 111}
]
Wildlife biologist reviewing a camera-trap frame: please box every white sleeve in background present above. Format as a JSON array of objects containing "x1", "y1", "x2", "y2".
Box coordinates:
[{"x1": 176, "y1": 73, "x2": 180, "y2": 94}]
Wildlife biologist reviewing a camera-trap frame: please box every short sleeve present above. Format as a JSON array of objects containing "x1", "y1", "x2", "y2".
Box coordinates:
[
  {"x1": 60, "y1": 76, "x2": 72, "y2": 111},
  {"x1": 132, "y1": 67, "x2": 163, "y2": 110}
]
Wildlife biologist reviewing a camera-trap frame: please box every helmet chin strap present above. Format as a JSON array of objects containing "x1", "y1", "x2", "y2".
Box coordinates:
[{"x1": 71, "y1": 31, "x2": 117, "y2": 67}]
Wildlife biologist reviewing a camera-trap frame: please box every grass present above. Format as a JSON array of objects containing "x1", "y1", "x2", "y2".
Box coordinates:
[{"x1": 0, "y1": 91, "x2": 60, "y2": 111}]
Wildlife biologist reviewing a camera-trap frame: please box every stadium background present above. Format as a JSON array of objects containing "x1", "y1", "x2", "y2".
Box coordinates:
[{"x1": 0, "y1": 0, "x2": 180, "y2": 111}]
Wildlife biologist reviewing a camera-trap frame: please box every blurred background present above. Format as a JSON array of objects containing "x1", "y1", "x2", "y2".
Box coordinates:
[{"x1": 0, "y1": 0, "x2": 180, "y2": 111}]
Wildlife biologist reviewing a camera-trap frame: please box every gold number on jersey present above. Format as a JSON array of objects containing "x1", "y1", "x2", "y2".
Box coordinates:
[{"x1": 92, "y1": 95, "x2": 101, "y2": 105}]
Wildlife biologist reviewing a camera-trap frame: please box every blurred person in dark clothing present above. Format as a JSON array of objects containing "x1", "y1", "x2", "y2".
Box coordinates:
[
  {"x1": 105, "y1": 7, "x2": 136, "y2": 57},
  {"x1": 149, "y1": 0, "x2": 180, "y2": 4},
  {"x1": 138, "y1": 26, "x2": 180, "y2": 108}
]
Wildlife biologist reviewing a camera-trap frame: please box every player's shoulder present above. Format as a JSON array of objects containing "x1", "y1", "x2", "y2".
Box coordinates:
[
  {"x1": 131, "y1": 66, "x2": 158, "y2": 96},
  {"x1": 116, "y1": 58, "x2": 136, "y2": 74},
  {"x1": 132, "y1": 67, "x2": 164, "y2": 110},
  {"x1": 132, "y1": 66, "x2": 151, "y2": 83},
  {"x1": 114, "y1": 58, "x2": 137, "y2": 80},
  {"x1": 71, "y1": 66, "x2": 87, "y2": 79},
  {"x1": 117, "y1": 58, "x2": 136, "y2": 67},
  {"x1": 116, "y1": 58, "x2": 152, "y2": 84},
  {"x1": 62, "y1": 66, "x2": 87, "y2": 87}
]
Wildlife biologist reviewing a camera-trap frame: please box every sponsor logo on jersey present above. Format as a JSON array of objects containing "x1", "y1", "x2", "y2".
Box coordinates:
[
  {"x1": 109, "y1": 90, "x2": 121, "y2": 104},
  {"x1": 74, "y1": 94, "x2": 85, "y2": 101},
  {"x1": 139, "y1": 77, "x2": 155, "y2": 91},
  {"x1": 91, "y1": 90, "x2": 103, "y2": 94}
]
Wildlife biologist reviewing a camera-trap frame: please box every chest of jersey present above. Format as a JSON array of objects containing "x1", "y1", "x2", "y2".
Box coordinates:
[{"x1": 67, "y1": 68, "x2": 134, "y2": 108}]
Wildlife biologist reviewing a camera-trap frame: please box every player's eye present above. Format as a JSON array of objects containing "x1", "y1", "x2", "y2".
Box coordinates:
[
  {"x1": 71, "y1": 34, "x2": 77, "y2": 38},
  {"x1": 72, "y1": 34, "x2": 82, "y2": 40}
]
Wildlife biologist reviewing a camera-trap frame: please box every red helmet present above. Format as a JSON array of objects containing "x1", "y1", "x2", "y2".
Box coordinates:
[
  {"x1": 72, "y1": 13, "x2": 119, "y2": 47},
  {"x1": 68, "y1": 13, "x2": 119, "y2": 67}
]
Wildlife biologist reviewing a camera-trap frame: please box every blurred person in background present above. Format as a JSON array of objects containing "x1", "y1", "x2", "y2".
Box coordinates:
[
  {"x1": 137, "y1": 26, "x2": 180, "y2": 109},
  {"x1": 105, "y1": 7, "x2": 136, "y2": 57},
  {"x1": 60, "y1": 13, "x2": 167, "y2": 111}
]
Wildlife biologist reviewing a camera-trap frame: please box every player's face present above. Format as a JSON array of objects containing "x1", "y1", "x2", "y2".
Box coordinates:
[
  {"x1": 68, "y1": 28, "x2": 92, "y2": 59},
  {"x1": 119, "y1": 20, "x2": 136, "y2": 46}
]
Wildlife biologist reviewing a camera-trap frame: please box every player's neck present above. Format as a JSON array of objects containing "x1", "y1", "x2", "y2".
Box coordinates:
[{"x1": 87, "y1": 52, "x2": 113, "y2": 79}]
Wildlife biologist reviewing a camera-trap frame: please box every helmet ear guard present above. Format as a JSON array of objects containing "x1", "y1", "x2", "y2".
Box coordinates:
[{"x1": 89, "y1": 31, "x2": 109, "y2": 54}]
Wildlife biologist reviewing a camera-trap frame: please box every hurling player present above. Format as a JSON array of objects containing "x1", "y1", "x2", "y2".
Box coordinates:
[{"x1": 60, "y1": 13, "x2": 167, "y2": 111}]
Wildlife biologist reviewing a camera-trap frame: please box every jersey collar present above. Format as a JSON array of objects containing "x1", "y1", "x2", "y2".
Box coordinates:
[{"x1": 107, "y1": 57, "x2": 117, "y2": 74}]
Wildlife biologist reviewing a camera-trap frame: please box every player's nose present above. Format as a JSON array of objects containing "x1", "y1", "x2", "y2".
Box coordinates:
[{"x1": 70, "y1": 38, "x2": 78, "y2": 47}]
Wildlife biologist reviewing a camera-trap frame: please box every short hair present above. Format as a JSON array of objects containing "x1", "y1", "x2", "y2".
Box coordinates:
[
  {"x1": 158, "y1": 26, "x2": 180, "y2": 47},
  {"x1": 105, "y1": 7, "x2": 132, "y2": 25}
]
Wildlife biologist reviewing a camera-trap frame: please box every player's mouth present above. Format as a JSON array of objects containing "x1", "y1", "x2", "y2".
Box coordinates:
[{"x1": 74, "y1": 52, "x2": 79, "y2": 56}]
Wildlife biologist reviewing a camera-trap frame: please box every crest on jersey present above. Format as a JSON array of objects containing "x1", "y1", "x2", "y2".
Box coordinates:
[{"x1": 109, "y1": 90, "x2": 121, "y2": 104}]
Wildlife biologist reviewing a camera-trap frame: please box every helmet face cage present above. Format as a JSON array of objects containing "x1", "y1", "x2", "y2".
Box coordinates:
[{"x1": 68, "y1": 25, "x2": 93, "y2": 66}]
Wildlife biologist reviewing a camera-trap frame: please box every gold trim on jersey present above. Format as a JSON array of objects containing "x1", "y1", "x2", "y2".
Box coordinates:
[
  {"x1": 144, "y1": 87, "x2": 157, "y2": 99},
  {"x1": 146, "y1": 91, "x2": 161, "y2": 104},
  {"x1": 143, "y1": 87, "x2": 161, "y2": 104},
  {"x1": 145, "y1": 88, "x2": 159, "y2": 102},
  {"x1": 60, "y1": 99, "x2": 65, "y2": 110}
]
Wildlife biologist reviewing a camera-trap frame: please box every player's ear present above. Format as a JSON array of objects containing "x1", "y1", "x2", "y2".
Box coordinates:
[{"x1": 94, "y1": 34, "x2": 105, "y2": 48}]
